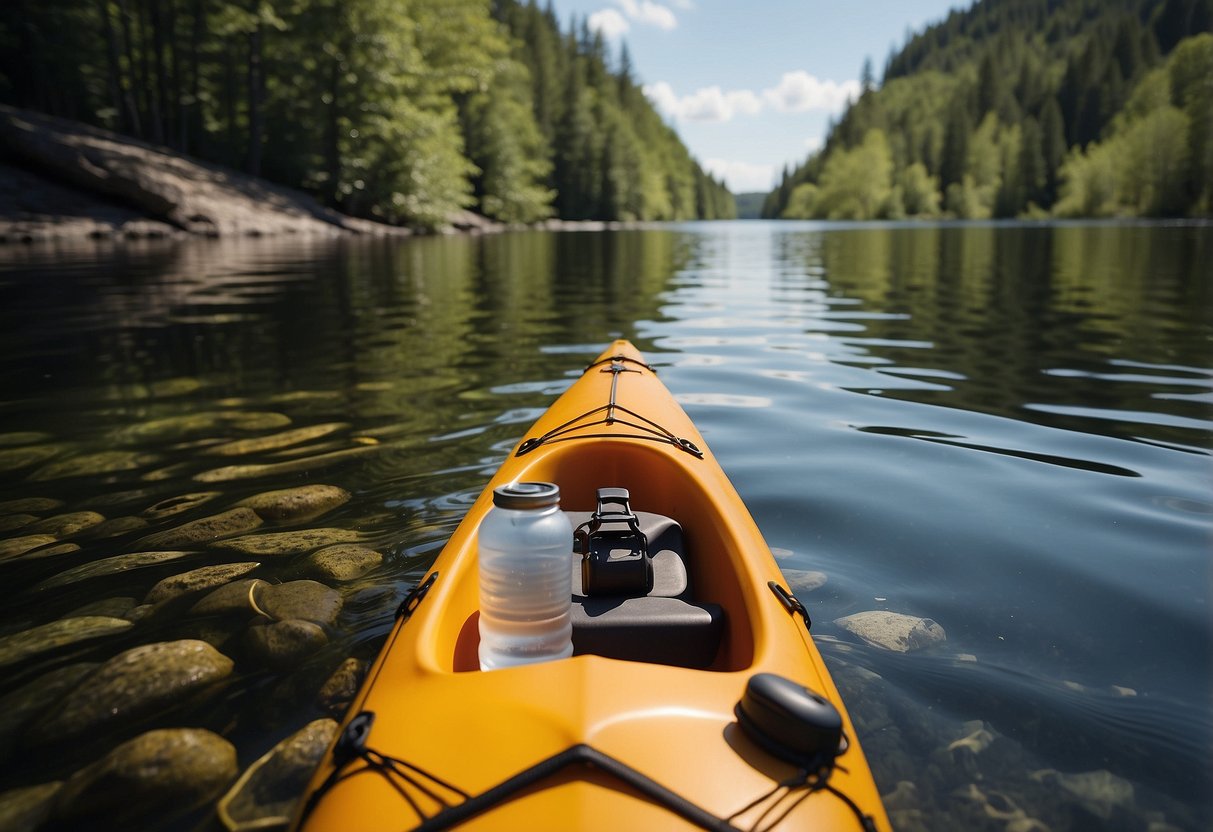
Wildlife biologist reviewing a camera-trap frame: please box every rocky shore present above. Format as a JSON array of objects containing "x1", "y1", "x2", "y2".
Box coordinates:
[{"x1": 0, "y1": 105, "x2": 504, "y2": 244}]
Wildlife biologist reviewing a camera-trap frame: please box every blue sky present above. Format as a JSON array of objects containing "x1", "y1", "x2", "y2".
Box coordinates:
[{"x1": 549, "y1": 0, "x2": 968, "y2": 192}]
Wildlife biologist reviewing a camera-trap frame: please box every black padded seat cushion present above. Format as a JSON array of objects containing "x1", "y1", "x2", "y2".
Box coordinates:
[{"x1": 564, "y1": 510, "x2": 724, "y2": 669}]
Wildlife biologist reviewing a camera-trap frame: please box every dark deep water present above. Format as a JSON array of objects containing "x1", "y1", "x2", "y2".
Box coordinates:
[{"x1": 0, "y1": 221, "x2": 1209, "y2": 830}]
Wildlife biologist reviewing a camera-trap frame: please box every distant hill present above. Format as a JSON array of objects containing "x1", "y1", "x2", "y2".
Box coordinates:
[
  {"x1": 733, "y1": 192, "x2": 767, "y2": 219},
  {"x1": 764, "y1": 0, "x2": 1213, "y2": 219}
]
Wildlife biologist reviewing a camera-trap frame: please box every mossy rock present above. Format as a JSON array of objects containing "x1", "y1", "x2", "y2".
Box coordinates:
[
  {"x1": 135, "y1": 507, "x2": 263, "y2": 549},
  {"x1": 0, "y1": 617, "x2": 133, "y2": 667},
  {"x1": 51, "y1": 728, "x2": 237, "y2": 828},
  {"x1": 303, "y1": 545, "x2": 382, "y2": 582},
  {"x1": 236, "y1": 485, "x2": 351, "y2": 524},
  {"x1": 144, "y1": 562, "x2": 261, "y2": 605},
  {"x1": 27, "y1": 640, "x2": 234, "y2": 745},
  {"x1": 211, "y1": 528, "x2": 361, "y2": 556}
]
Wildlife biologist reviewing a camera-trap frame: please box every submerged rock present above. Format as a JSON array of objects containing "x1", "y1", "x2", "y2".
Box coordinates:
[
  {"x1": 0, "y1": 534, "x2": 57, "y2": 560},
  {"x1": 135, "y1": 507, "x2": 263, "y2": 549},
  {"x1": 0, "y1": 444, "x2": 64, "y2": 474},
  {"x1": 29, "y1": 450, "x2": 158, "y2": 481},
  {"x1": 51, "y1": 728, "x2": 237, "y2": 828},
  {"x1": 317, "y1": 658, "x2": 366, "y2": 717},
  {"x1": 880, "y1": 780, "x2": 920, "y2": 812},
  {"x1": 304, "y1": 544, "x2": 382, "y2": 582},
  {"x1": 258, "y1": 580, "x2": 343, "y2": 626},
  {"x1": 211, "y1": 528, "x2": 361, "y2": 556},
  {"x1": 190, "y1": 578, "x2": 269, "y2": 618},
  {"x1": 33, "y1": 550, "x2": 194, "y2": 591},
  {"x1": 63, "y1": 597, "x2": 138, "y2": 619},
  {"x1": 0, "y1": 782, "x2": 62, "y2": 832},
  {"x1": 24, "y1": 510, "x2": 106, "y2": 538},
  {"x1": 14, "y1": 542, "x2": 81, "y2": 561},
  {"x1": 236, "y1": 484, "x2": 351, "y2": 524},
  {"x1": 1030, "y1": 768, "x2": 1134, "y2": 820},
  {"x1": 245, "y1": 619, "x2": 328, "y2": 669},
  {"x1": 0, "y1": 662, "x2": 99, "y2": 758},
  {"x1": 834, "y1": 611, "x2": 946, "y2": 653},
  {"x1": 0, "y1": 497, "x2": 64, "y2": 514},
  {"x1": 144, "y1": 562, "x2": 261, "y2": 605},
  {"x1": 113, "y1": 411, "x2": 291, "y2": 443},
  {"x1": 217, "y1": 719, "x2": 338, "y2": 832},
  {"x1": 954, "y1": 784, "x2": 1050, "y2": 831},
  {"x1": 141, "y1": 461, "x2": 196, "y2": 482},
  {"x1": 0, "y1": 617, "x2": 132, "y2": 667},
  {"x1": 206, "y1": 423, "x2": 348, "y2": 457},
  {"x1": 142, "y1": 491, "x2": 222, "y2": 521},
  {"x1": 0, "y1": 514, "x2": 36, "y2": 533},
  {"x1": 780, "y1": 568, "x2": 827, "y2": 593},
  {"x1": 78, "y1": 515, "x2": 150, "y2": 540},
  {"x1": 194, "y1": 446, "x2": 377, "y2": 483},
  {"x1": 948, "y1": 720, "x2": 995, "y2": 755},
  {"x1": 27, "y1": 640, "x2": 233, "y2": 745},
  {"x1": 944, "y1": 720, "x2": 996, "y2": 780}
]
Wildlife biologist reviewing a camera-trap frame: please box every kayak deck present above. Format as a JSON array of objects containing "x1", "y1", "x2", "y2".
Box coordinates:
[{"x1": 294, "y1": 341, "x2": 890, "y2": 831}]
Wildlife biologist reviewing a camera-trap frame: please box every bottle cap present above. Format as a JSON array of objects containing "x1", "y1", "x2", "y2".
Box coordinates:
[{"x1": 492, "y1": 481, "x2": 561, "y2": 509}]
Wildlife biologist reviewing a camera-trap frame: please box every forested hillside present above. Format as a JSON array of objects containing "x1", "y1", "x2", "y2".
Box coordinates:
[
  {"x1": 0, "y1": 0, "x2": 733, "y2": 229},
  {"x1": 764, "y1": 0, "x2": 1213, "y2": 220}
]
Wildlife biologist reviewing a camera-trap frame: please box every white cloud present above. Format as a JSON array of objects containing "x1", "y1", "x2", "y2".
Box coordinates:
[
  {"x1": 704, "y1": 159, "x2": 776, "y2": 193},
  {"x1": 763, "y1": 71, "x2": 861, "y2": 113},
  {"x1": 643, "y1": 81, "x2": 760, "y2": 123},
  {"x1": 668, "y1": 0, "x2": 695, "y2": 8},
  {"x1": 619, "y1": 0, "x2": 678, "y2": 30},
  {"x1": 644, "y1": 70, "x2": 858, "y2": 124},
  {"x1": 681, "y1": 86, "x2": 763, "y2": 122},
  {"x1": 589, "y1": 0, "x2": 679, "y2": 38},
  {"x1": 588, "y1": 8, "x2": 630, "y2": 39},
  {"x1": 644, "y1": 81, "x2": 680, "y2": 119},
  {"x1": 804, "y1": 135, "x2": 824, "y2": 154}
]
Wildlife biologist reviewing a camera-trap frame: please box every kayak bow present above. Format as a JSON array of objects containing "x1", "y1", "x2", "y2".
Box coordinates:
[{"x1": 293, "y1": 340, "x2": 890, "y2": 831}]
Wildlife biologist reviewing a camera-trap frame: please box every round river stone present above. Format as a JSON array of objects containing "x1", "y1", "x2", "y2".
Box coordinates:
[
  {"x1": 236, "y1": 484, "x2": 351, "y2": 524},
  {"x1": 834, "y1": 610, "x2": 947, "y2": 653},
  {"x1": 27, "y1": 640, "x2": 233, "y2": 745},
  {"x1": 51, "y1": 728, "x2": 237, "y2": 828}
]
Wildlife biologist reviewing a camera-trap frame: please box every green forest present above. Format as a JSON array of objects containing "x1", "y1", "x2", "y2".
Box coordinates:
[
  {"x1": 0, "y1": 0, "x2": 734, "y2": 229},
  {"x1": 764, "y1": 0, "x2": 1213, "y2": 220}
]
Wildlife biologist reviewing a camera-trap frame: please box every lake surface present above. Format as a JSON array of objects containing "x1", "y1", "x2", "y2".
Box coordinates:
[{"x1": 0, "y1": 221, "x2": 1209, "y2": 830}]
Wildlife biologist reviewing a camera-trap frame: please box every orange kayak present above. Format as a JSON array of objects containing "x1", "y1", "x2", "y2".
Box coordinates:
[{"x1": 292, "y1": 340, "x2": 890, "y2": 831}]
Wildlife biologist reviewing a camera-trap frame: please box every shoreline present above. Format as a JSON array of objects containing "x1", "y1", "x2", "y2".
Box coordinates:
[{"x1": 0, "y1": 105, "x2": 499, "y2": 245}]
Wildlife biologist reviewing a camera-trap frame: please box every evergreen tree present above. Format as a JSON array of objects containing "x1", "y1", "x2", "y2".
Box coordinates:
[
  {"x1": 1039, "y1": 97, "x2": 1068, "y2": 203},
  {"x1": 0, "y1": 0, "x2": 730, "y2": 227},
  {"x1": 762, "y1": 0, "x2": 1211, "y2": 219}
]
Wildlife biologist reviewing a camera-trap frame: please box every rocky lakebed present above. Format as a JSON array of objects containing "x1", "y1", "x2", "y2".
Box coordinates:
[{"x1": 0, "y1": 398, "x2": 1192, "y2": 831}]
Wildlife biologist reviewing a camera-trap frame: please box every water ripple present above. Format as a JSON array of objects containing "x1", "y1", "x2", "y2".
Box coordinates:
[{"x1": 854, "y1": 425, "x2": 1142, "y2": 476}]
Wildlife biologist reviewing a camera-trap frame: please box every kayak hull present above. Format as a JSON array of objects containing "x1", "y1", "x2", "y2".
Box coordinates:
[{"x1": 293, "y1": 341, "x2": 890, "y2": 831}]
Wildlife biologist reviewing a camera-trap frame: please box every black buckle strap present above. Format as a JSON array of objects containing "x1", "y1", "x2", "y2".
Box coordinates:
[{"x1": 575, "y1": 487, "x2": 653, "y2": 596}]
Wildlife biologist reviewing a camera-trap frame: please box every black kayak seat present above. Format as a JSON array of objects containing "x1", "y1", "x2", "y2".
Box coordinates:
[{"x1": 565, "y1": 509, "x2": 724, "y2": 669}]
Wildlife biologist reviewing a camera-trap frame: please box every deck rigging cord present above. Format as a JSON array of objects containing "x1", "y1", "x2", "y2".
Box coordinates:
[
  {"x1": 296, "y1": 578, "x2": 877, "y2": 832},
  {"x1": 300, "y1": 715, "x2": 874, "y2": 832},
  {"x1": 515, "y1": 355, "x2": 703, "y2": 458}
]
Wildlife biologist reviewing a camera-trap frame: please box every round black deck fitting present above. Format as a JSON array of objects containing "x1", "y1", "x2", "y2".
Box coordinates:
[{"x1": 735, "y1": 673, "x2": 845, "y2": 769}]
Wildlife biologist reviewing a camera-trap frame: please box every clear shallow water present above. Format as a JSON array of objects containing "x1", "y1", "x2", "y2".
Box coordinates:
[{"x1": 0, "y1": 222, "x2": 1209, "y2": 830}]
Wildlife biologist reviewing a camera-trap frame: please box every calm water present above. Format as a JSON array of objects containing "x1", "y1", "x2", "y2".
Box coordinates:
[{"x1": 0, "y1": 222, "x2": 1209, "y2": 830}]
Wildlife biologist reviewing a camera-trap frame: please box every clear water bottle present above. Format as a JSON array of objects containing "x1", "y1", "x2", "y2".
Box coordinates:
[{"x1": 478, "y1": 481, "x2": 574, "y2": 670}]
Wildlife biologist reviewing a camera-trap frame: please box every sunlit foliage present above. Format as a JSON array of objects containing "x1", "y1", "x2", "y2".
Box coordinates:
[
  {"x1": 0, "y1": 0, "x2": 733, "y2": 228},
  {"x1": 764, "y1": 0, "x2": 1213, "y2": 220}
]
